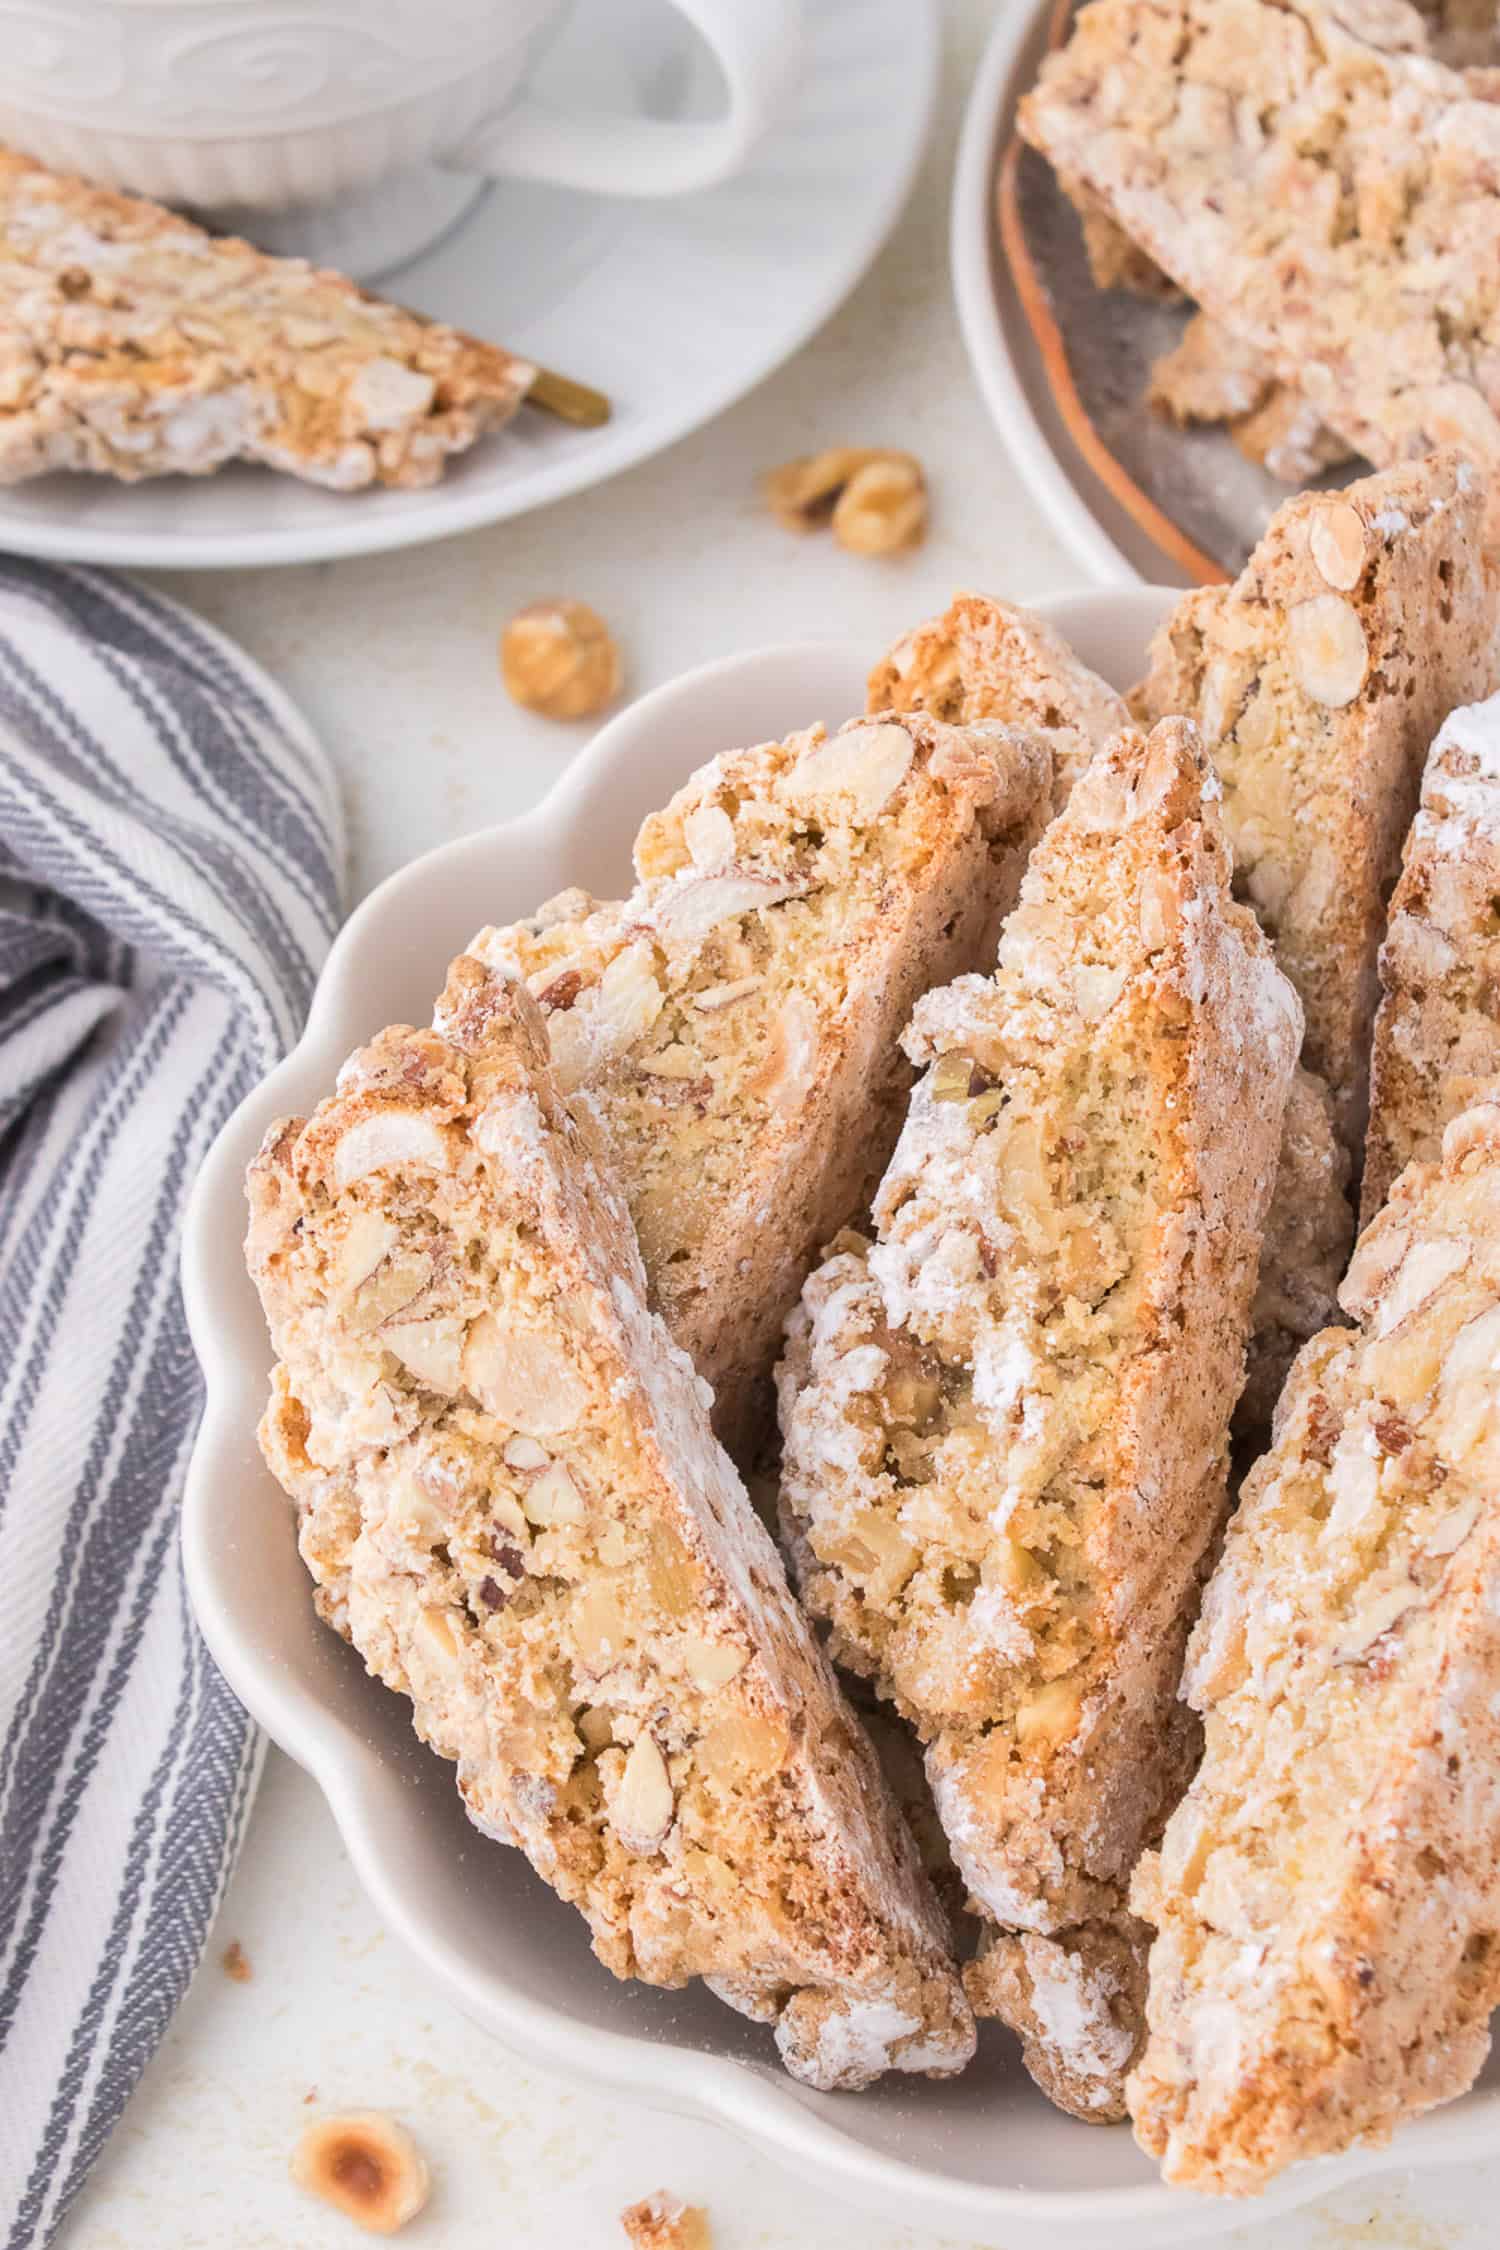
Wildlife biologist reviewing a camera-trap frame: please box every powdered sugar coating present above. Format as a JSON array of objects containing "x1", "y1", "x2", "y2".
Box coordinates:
[{"x1": 778, "y1": 720, "x2": 1301, "y2": 2120}]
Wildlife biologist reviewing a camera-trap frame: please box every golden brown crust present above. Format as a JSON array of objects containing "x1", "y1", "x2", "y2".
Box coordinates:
[{"x1": 247, "y1": 965, "x2": 973, "y2": 2091}]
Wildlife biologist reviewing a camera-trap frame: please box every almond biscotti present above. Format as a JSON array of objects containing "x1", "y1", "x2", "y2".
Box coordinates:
[
  {"x1": 1130, "y1": 1095, "x2": 1500, "y2": 2193},
  {"x1": 867, "y1": 591, "x2": 1129, "y2": 813},
  {"x1": 247, "y1": 962, "x2": 973, "y2": 2091},
  {"x1": 1135, "y1": 453, "x2": 1497, "y2": 1159},
  {"x1": 0, "y1": 148, "x2": 533, "y2": 489},
  {"x1": 1021, "y1": 0, "x2": 1500, "y2": 519},
  {"x1": 1362, "y1": 694, "x2": 1500, "y2": 1223},
  {"x1": 474, "y1": 711, "x2": 1052, "y2": 1460},
  {"x1": 777, "y1": 721, "x2": 1302, "y2": 2119}
]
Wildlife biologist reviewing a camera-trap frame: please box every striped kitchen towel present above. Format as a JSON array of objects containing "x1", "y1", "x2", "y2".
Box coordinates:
[{"x1": 0, "y1": 559, "x2": 343, "y2": 2250}]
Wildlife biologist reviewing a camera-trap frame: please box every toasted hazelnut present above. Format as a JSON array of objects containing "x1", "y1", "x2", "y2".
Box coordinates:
[
  {"x1": 620, "y1": 2190, "x2": 714, "y2": 2250},
  {"x1": 291, "y1": 2112, "x2": 430, "y2": 2236},
  {"x1": 831, "y1": 455, "x2": 928, "y2": 556},
  {"x1": 501, "y1": 599, "x2": 621, "y2": 722},
  {"x1": 1286, "y1": 594, "x2": 1368, "y2": 709}
]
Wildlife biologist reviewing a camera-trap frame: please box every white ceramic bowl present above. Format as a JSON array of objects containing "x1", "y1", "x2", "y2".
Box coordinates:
[{"x1": 181, "y1": 591, "x2": 1500, "y2": 2248}]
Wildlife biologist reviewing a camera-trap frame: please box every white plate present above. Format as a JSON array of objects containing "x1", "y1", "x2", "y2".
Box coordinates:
[
  {"x1": 952, "y1": 0, "x2": 1152, "y2": 589},
  {"x1": 0, "y1": 0, "x2": 936, "y2": 571},
  {"x1": 180, "y1": 593, "x2": 1500, "y2": 2246}
]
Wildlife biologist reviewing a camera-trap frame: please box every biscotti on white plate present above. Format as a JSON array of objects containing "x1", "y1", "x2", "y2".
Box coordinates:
[
  {"x1": 1021, "y1": 0, "x2": 1500, "y2": 526},
  {"x1": 0, "y1": 147, "x2": 534, "y2": 489},
  {"x1": 247, "y1": 961, "x2": 973, "y2": 2091},
  {"x1": 473, "y1": 709, "x2": 1052, "y2": 1460},
  {"x1": 777, "y1": 719, "x2": 1302, "y2": 2120},
  {"x1": 1131, "y1": 1095, "x2": 1500, "y2": 2192},
  {"x1": 1363, "y1": 692, "x2": 1500, "y2": 1223}
]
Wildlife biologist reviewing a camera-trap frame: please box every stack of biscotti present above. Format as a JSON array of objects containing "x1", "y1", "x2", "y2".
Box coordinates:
[
  {"x1": 471, "y1": 708, "x2": 1051, "y2": 1460},
  {"x1": 1135, "y1": 452, "x2": 1499, "y2": 1411},
  {"x1": 1130, "y1": 1095, "x2": 1500, "y2": 2191},
  {"x1": 1021, "y1": 0, "x2": 1500, "y2": 503},
  {"x1": 248, "y1": 963, "x2": 975, "y2": 2090},
  {"x1": 777, "y1": 720, "x2": 1303, "y2": 2119}
]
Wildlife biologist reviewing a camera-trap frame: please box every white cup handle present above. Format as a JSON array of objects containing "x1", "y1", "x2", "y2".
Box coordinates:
[{"x1": 447, "y1": 0, "x2": 803, "y2": 198}]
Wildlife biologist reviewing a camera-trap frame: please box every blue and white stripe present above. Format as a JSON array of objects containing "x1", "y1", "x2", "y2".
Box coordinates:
[{"x1": 0, "y1": 560, "x2": 342, "y2": 2250}]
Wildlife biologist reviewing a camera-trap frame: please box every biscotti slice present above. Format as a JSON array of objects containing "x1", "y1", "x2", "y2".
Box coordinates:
[
  {"x1": 1020, "y1": 0, "x2": 1500, "y2": 520},
  {"x1": 1130, "y1": 1095, "x2": 1500, "y2": 2193},
  {"x1": 1362, "y1": 695, "x2": 1500, "y2": 1223},
  {"x1": 247, "y1": 962, "x2": 973, "y2": 2091},
  {"x1": 777, "y1": 721, "x2": 1302, "y2": 2118},
  {"x1": 0, "y1": 148, "x2": 534, "y2": 488},
  {"x1": 474, "y1": 711, "x2": 1052, "y2": 1460},
  {"x1": 1136, "y1": 453, "x2": 1497, "y2": 1157},
  {"x1": 867, "y1": 591, "x2": 1130, "y2": 812}
]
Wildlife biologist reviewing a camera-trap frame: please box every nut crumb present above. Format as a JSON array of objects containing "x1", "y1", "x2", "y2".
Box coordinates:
[
  {"x1": 763, "y1": 445, "x2": 927, "y2": 553},
  {"x1": 221, "y1": 1940, "x2": 252, "y2": 1984},
  {"x1": 291, "y1": 2112, "x2": 430, "y2": 2235},
  {"x1": 620, "y1": 2190, "x2": 713, "y2": 2249},
  {"x1": 501, "y1": 599, "x2": 621, "y2": 722}
]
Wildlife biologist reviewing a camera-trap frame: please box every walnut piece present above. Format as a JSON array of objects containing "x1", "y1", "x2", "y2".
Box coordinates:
[
  {"x1": 832, "y1": 456, "x2": 928, "y2": 556},
  {"x1": 291, "y1": 2113, "x2": 430, "y2": 2236},
  {"x1": 501, "y1": 599, "x2": 621, "y2": 721},
  {"x1": 763, "y1": 445, "x2": 927, "y2": 553}
]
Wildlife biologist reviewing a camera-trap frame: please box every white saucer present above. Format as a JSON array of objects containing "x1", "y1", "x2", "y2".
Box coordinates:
[
  {"x1": 181, "y1": 593, "x2": 1500, "y2": 2248},
  {"x1": 0, "y1": 0, "x2": 937, "y2": 571}
]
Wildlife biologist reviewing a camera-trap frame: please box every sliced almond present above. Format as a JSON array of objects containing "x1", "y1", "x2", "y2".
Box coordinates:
[
  {"x1": 345, "y1": 1250, "x2": 433, "y2": 1335},
  {"x1": 692, "y1": 974, "x2": 763, "y2": 1013},
  {"x1": 639, "y1": 1042, "x2": 706, "y2": 1080},
  {"x1": 332, "y1": 1110, "x2": 451, "y2": 1189},
  {"x1": 1335, "y1": 1581, "x2": 1420, "y2": 1662},
  {"x1": 503, "y1": 1435, "x2": 549, "y2": 1470},
  {"x1": 612, "y1": 1732, "x2": 674, "y2": 1853},
  {"x1": 1138, "y1": 869, "x2": 1180, "y2": 951},
  {"x1": 382, "y1": 1314, "x2": 464, "y2": 1394},
  {"x1": 329, "y1": 1211, "x2": 400, "y2": 1298},
  {"x1": 461, "y1": 1312, "x2": 586, "y2": 1434},
  {"x1": 647, "y1": 872, "x2": 804, "y2": 950},
  {"x1": 1287, "y1": 594, "x2": 1368, "y2": 709},
  {"x1": 678, "y1": 1635, "x2": 751, "y2": 1689},
  {"x1": 522, "y1": 1459, "x2": 585, "y2": 1526},
  {"x1": 782, "y1": 720, "x2": 915, "y2": 822},
  {"x1": 751, "y1": 989, "x2": 819, "y2": 1116},
  {"x1": 1308, "y1": 500, "x2": 1367, "y2": 590}
]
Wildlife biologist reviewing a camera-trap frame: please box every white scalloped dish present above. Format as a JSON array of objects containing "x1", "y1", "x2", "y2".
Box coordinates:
[{"x1": 180, "y1": 591, "x2": 1500, "y2": 2248}]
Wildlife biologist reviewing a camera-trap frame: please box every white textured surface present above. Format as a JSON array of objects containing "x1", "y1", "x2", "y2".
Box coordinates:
[{"x1": 53, "y1": 1, "x2": 1500, "y2": 2244}]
